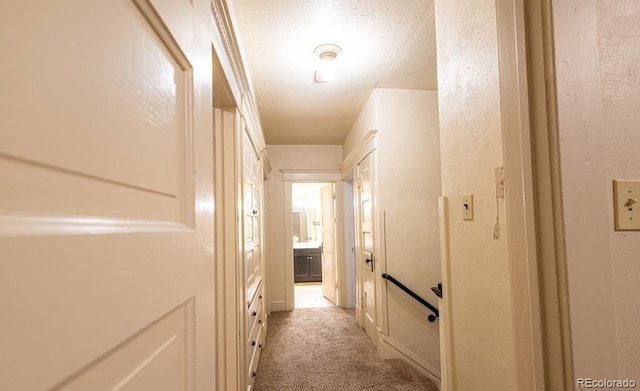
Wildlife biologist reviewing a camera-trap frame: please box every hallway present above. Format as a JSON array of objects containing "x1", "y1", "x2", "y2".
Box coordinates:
[
  {"x1": 253, "y1": 307, "x2": 437, "y2": 391},
  {"x1": 3, "y1": 0, "x2": 640, "y2": 389}
]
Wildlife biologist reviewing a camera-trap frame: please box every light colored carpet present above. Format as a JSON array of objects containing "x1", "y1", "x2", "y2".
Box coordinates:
[{"x1": 254, "y1": 306, "x2": 439, "y2": 391}]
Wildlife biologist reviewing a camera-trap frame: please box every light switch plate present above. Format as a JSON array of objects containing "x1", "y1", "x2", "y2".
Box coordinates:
[
  {"x1": 613, "y1": 180, "x2": 640, "y2": 231},
  {"x1": 462, "y1": 194, "x2": 473, "y2": 220}
]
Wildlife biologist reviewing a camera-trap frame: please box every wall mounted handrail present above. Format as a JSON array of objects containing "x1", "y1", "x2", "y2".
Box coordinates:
[{"x1": 381, "y1": 273, "x2": 439, "y2": 322}]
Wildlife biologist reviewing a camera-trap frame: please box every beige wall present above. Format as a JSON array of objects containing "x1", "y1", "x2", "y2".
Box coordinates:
[
  {"x1": 343, "y1": 88, "x2": 442, "y2": 376},
  {"x1": 342, "y1": 92, "x2": 377, "y2": 160},
  {"x1": 551, "y1": 0, "x2": 640, "y2": 380},
  {"x1": 551, "y1": 0, "x2": 622, "y2": 380},
  {"x1": 433, "y1": 0, "x2": 516, "y2": 390},
  {"x1": 265, "y1": 145, "x2": 343, "y2": 311},
  {"x1": 597, "y1": 1, "x2": 640, "y2": 378}
]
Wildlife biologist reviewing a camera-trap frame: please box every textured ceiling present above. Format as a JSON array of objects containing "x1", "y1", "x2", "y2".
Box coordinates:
[{"x1": 231, "y1": 0, "x2": 437, "y2": 145}]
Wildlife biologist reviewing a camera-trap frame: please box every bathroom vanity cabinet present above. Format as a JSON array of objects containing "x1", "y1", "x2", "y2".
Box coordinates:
[{"x1": 293, "y1": 247, "x2": 322, "y2": 283}]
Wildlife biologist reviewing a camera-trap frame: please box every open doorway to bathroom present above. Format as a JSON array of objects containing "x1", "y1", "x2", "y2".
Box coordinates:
[{"x1": 292, "y1": 182, "x2": 336, "y2": 308}]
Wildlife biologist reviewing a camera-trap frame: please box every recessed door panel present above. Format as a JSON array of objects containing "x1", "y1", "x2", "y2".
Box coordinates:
[
  {"x1": 59, "y1": 302, "x2": 192, "y2": 391},
  {"x1": 0, "y1": 0, "x2": 194, "y2": 223}
]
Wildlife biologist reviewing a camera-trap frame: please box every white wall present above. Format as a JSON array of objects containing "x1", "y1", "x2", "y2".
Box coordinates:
[
  {"x1": 342, "y1": 92, "x2": 377, "y2": 160},
  {"x1": 551, "y1": 0, "x2": 640, "y2": 380},
  {"x1": 550, "y1": 0, "x2": 622, "y2": 381},
  {"x1": 343, "y1": 88, "x2": 442, "y2": 376},
  {"x1": 433, "y1": 0, "x2": 517, "y2": 389},
  {"x1": 265, "y1": 145, "x2": 343, "y2": 311},
  {"x1": 597, "y1": 1, "x2": 640, "y2": 378}
]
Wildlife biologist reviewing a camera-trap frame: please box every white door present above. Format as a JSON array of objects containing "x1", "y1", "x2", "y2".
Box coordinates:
[
  {"x1": 320, "y1": 183, "x2": 337, "y2": 304},
  {"x1": 0, "y1": 0, "x2": 215, "y2": 389},
  {"x1": 357, "y1": 153, "x2": 377, "y2": 345},
  {"x1": 243, "y1": 130, "x2": 262, "y2": 303}
]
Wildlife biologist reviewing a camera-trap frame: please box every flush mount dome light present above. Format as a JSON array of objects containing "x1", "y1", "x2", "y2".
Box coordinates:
[
  {"x1": 314, "y1": 43, "x2": 342, "y2": 61},
  {"x1": 314, "y1": 44, "x2": 341, "y2": 83}
]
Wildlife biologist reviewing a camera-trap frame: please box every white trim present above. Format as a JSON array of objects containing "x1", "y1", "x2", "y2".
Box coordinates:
[
  {"x1": 370, "y1": 152, "x2": 382, "y2": 353},
  {"x1": 334, "y1": 182, "x2": 346, "y2": 307},
  {"x1": 0, "y1": 215, "x2": 191, "y2": 237},
  {"x1": 341, "y1": 180, "x2": 357, "y2": 309},
  {"x1": 495, "y1": 0, "x2": 574, "y2": 389},
  {"x1": 210, "y1": 2, "x2": 241, "y2": 106},
  {"x1": 377, "y1": 210, "x2": 389, "y2": 335},
  {"x1": 210, "y1": 0, "x2": 265, "y2": 153},
  {"x1": 282, "y1": 172, "x2": 345, "y2": 312},
  {"x1": 381, "y1": 335, "x2": 442, "y2": 389},
  {"x1": 283, "y1": 181, "x2": 295, "y2": 311},
  {"x1": 269, "y1": 301, "x2": 286, "y2": 312},
  {"x1": 339, "y1": 130, "x2": 378, "y2": 176},
  {"x1": 213, "y1": 107, "x2": 241, "y2": 391},
  {"x1": 281, "y1": 169, "x2": 342, "y2": 182},
  {"x1": 495, "y1": 1, "x2": 545, "y2": 390},
  {"x1": 209, "y1": 3, "x2": 269, "y2": 391},
  {"x1": 438, "y1": 197, "x2": 455, "y2": 391},
  {"x1": 239, "y1": 97, "x2": 265, "y2": 154},
  {"x1": 261, "y1": 150, "x2": 272, "y2": 176}
]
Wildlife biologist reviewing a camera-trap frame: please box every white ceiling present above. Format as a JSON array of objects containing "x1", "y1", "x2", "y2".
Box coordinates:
[{"x1": 231, "y1": 0, "x2": 437, "y2": 145}]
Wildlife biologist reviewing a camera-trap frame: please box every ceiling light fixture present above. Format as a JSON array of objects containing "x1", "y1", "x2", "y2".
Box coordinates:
[{"x1": 314, "y1": 44, "x2": 341, "y2": 83}]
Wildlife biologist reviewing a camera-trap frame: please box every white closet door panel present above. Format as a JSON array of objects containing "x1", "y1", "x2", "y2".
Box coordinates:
[{"x1": 0, "y1": 0, "x2": 214, "y2": 390}]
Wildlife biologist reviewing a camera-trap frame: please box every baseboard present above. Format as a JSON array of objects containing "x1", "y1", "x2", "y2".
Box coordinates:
[
  {"x1": 270, "y1": 301, "x2": 286, "y2": 312},
  {"x1": 381, "y1": 335, "x2": 442, "y2": 389}
]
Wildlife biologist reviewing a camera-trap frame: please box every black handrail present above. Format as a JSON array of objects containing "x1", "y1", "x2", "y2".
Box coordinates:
[{"x1": 381, "y1": 273, "x2": 439, "y2": 322}]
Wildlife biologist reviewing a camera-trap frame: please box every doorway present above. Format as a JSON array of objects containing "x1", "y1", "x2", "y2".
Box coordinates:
[
  {"x1": 292, "y1": 182, "x2": 336, "y2": 308},
  {"x1": 281, "y1": 170, "x2": 344, "y2": 311}
]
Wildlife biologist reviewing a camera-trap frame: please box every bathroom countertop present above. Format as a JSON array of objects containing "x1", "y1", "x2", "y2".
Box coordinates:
[{"x1": 293, "y1": 242, "x2": 321, "y2": 249}]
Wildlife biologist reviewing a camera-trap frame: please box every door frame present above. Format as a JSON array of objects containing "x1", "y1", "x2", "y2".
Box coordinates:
[
  {"x1": 341, "y1": 177, "x2": 357, "y2": 309},
  {"x1": 339, "y1": 131, "x2": 379, "y2": 335},
  {"x1": 495, "y1": 0, "x2": 573, "y2": 389},
  {"x1": 281, "y1": 170, "x2": 344, "y2": 311},
  {"x1": 211, "y1": 2, "x2": 267, "y2": 390}
]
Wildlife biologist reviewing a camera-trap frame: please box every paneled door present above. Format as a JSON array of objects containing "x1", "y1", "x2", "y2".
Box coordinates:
[
  {"x1": 0, "y1": 0, "x2": 215, "y2": 390},
  {"x1": 241, "y1": 129, "x2": 265, "y2": 390},
  {"x1": 320, "y1": 183, "x2": 337, "y2": 304},
  {"x1": 243, "y1": 129, "x2": 262, "y2": 303},
  {"x1": 357, "y1": 153, "x2": 377, "y2": 345}
]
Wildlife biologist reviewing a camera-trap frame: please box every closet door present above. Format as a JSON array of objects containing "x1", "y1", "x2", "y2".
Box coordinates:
[
  {"x1": 242, "y1": 129, "x2": 264, "y2": 390},
  {"x1": 356, "y1": 152, "x2": 377, "y2": 346},
  {"x1": 243, "y1": 130, "x2": 262, "y2": 302},
  {"x1": 0, "y1": 0, "x2": 215, "y2": 389}
]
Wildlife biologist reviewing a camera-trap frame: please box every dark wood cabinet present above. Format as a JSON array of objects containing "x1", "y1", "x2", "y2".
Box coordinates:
[{"x1": 294, "y1": 247, "x2": 322, "y2": 283}]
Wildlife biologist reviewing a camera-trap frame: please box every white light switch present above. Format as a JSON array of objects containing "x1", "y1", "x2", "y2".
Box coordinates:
[
  {"x1": 462, "y1": 194, "x2": 473, "y2": 220},
  {"x1": 613, "y1": 180, "x2": 640, "y2": 231}
]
